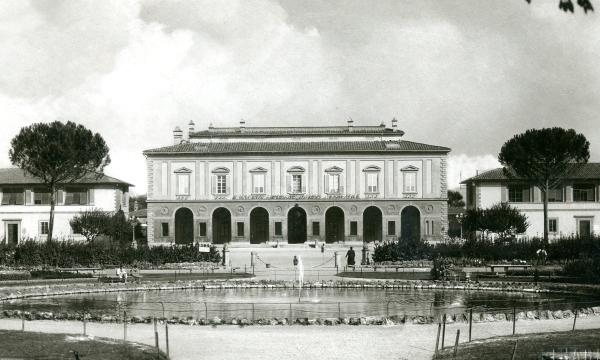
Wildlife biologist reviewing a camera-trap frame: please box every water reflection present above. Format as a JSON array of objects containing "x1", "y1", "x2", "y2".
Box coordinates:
[{"x1": 3, "y1": 288, "x2": 599, "y2": 320}]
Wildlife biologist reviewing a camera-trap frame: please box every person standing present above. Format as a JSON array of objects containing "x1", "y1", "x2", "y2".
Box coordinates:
[{"x1": 346, "y1": 247, "x2": 356, "y2": 268}]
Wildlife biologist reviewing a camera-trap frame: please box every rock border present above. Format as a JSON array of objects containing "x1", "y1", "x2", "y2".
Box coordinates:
[{"x1": 1, "y1": 279, "x2": 600, "y2": 326}]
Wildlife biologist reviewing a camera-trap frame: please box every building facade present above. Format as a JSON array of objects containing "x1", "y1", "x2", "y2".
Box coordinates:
[
  {"x1": 143, "y1": 121, "x2": 450, "y2": 246},
  {"x1": 0, "y1": 168, "x2": 131, "y2": 244},
  {"x1": 462, "y1": 165, "x2": 600, "y2": 239}
]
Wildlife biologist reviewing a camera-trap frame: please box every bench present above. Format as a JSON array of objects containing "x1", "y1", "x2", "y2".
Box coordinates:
[
  {"x1": 489, "y1": 264, "x2": 532, "y2": 273},
  {"x1": 57, "y1": 267, "x2": 103, "y2": 274}
]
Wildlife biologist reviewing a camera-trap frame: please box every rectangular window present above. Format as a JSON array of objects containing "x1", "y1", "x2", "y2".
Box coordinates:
[
  {"x1": 161, "y1": 223, "x2": 169, "y2": 237},
  {"x1": 573, "y1": 184, "x2": 596, "y2": 202},
  {"x1": 177, "y1": 174, "x2": 190, "y2": 195},
  {"x1": 312, "y1": 222, "x2": 320, "y2": 236},
  {"x1": 548, "y1": 219, "x2": 558, "y2": 233},
  {"x1": 387, "y1": 221, "x2": 396, "y2": 236},
  {"x1": 199, "y1": 222, "x2": 207, "y2": 237},
  {"x1": 40, "y1": 221, "x2": 49, "y2": 235},
  {"x1": 508, "y1": 185, "x2": 530, "y2": 203},
  {"x1": 237, "y1": 222, "x2": 244, "y2": 237},
  {"x1": 65, "y1": 188, "x2": 88, "y2": 205},
  {"x1": 366, "y1": 173, "x2": 378, "y2": 193},
  {"x1": 350, "y1": 221, "x2": 358, "y2": 236},
  {"x1": 274, "y1": 222, "x2": 282, "y2": 236},
  {"x1": 1, "y1": 188, "x2": 25, "y2": 205},
  {"x1": 292, "y1": 174, "x2": 303, "y2": 193},
  {"x1": 216, "y1": 175, "x2": 227, "y2": 194},
  {"x1": 33, "y1": 189, "x2": 51, "y2": 205},
  {"x1": 328, "y1": 174, "x2": 340, "y2": 193},
  {"x1": 403, "y1": 172, "x2": 417, "y2": 193},
  {"x1": 546, "y1": 187, "x2": 564, "y2": 202},
  {"x1": 252, "y1": 173, "x2": 265, "y2": 194}
]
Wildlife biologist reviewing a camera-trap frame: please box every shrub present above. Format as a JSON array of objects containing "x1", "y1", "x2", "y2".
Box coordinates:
[
  {"x1": 69, "y1": 209, "x2": 112, "y2": 242},
  {"x1": 561, "y1": 258, "x2": 600, "y2": 284},
  {"x1": 0, "y1": 271, "x2": 31, "y2": 281},
  {"x1": 431, "y1": 257, "x2": 454, "y2": 281},
  {"x1": 463, "y1": 202, "x2": 529, "y2": 240},
  {"x1": 372, "y1": 237, "x2": 433, "y2": 262},
  {"x1": 3, "y1": 240, "x2": 220, "y2": 268}
]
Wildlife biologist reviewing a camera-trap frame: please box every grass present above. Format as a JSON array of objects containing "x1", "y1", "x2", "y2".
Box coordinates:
[
  {"x1": 0, "y1": 330, "x2": 167, "y2": 359},
  {"x1": 434, "y1": 328, "x2": 600, "y2": 359},
  {"x1": 139, "y1": 272, "x2": 254, "y2": 281}
]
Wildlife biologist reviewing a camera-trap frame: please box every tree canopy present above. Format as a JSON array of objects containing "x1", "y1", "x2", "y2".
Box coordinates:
[
  {"x1": 463, "y1": 202, "x2": 529, "y2": 241},
  {"x1": 9, "y1": 121, "x2": 111, "y2": 242},
  {"x1": 448, "y1": 190, "x2": 466, "y2": 208},
  {"x1": 526, "y1": 0, "x2": 594, "y2": 13},
  {"x1": 499, "y1": 127, "x2": 589, "y2": 244}
]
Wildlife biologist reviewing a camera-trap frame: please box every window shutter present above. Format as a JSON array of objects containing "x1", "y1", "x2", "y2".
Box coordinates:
[
  {"x1": 89, "y1": 189, "x2": 94, "y2": 205},
  {"x1": 500, "y1": 186, "x2": 508, "y2": 202},
  {"x1": 340, "y1": 174, "x2": 345, "y2": 193},
  {"x1": 0, "y1": 191, "x2": 6, "y2": 205},
  {"x1": 324, "y1": 174, "x2": 329, "y2": 193},
  {"x1": 80, "y1": 190, "x2": 88, "y2": 205},
  {"x1": 226, "y1": 175, "x2": 231, "y2": 194},
  {"x1": 16, "y1": 191, "x2": 24, "y2": 205},
  {"x1": 57, "y1": 190, "x2": 64, "y2": 205},
  {"x1": 301, "y1": 175, "x2": 306, "y2": 193},
  {"x1": 286, "y1": 174, "x2": 291, "y2": 193},
  {"x1": 25, "y1": 190, "x2": 32, "y2": 205},
  {"x1": 211, "y1": 175, "x2": 216, "y2": 194}
]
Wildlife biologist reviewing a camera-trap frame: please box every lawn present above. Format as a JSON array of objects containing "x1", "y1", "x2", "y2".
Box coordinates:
[
  {"x1": 0, "y1": 330, "x2": 167, "y2": 360},
  {"x1": 336, "y1": 270, "x2": 431, "y2": 280},
  {"x1": 434, "y1": 328, "x2": 600, "y2": 359}
]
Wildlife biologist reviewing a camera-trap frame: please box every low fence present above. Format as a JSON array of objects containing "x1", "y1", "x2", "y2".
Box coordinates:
[{"x1": 1, "y1": 297, "x2": 600, "y2": 359}]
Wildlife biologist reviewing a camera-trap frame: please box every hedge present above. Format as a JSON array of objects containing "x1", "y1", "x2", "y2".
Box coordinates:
[{"x1": 0, "y1": 241, "x2": 221, "y2": 268}]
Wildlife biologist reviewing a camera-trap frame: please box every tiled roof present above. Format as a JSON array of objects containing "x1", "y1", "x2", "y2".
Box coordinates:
[
  {"x1": 0, "y1": 168, "x2": 133, "y2": 186},
  {"x1": 461, "y1": 163, "x2": 600, "y2": 183},
  {"x1": 190, "y1": 125, "x2": 404, "y2": 138},
  {"x1": 144, "y1": 140, "x2": 450, "y2": 155}
]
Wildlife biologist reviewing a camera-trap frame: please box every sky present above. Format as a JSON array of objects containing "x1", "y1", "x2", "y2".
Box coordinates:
[{"x1": 0, "y1": 0, "x2": 598, "y2": 195}]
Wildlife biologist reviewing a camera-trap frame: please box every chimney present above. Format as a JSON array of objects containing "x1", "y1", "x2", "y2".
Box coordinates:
[
  {"x1": 188, "y1": 120, "x2": 195, "y2": 138},
  {"x1": 173, "y1": 126, "x2": 183, "y2": 144},
  {"x1": 347, "y1": 119, "x2": 354, "y2": 132},
  {"x1": 240, "y1": 119, "x2": 246, "y2": 132},
  {"x1": 391, "y1": 118, "x2": 398, "y2": 131}
]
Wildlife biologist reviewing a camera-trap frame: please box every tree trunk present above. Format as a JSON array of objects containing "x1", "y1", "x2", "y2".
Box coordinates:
[
  {"x1": 543, "y1": 180, "x2": 549, "y2": 245},
  {"x1": 47, "y1": 184, "x2": 56, "y2": 243}
]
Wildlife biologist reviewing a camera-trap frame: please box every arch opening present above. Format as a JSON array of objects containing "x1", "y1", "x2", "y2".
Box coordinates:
[
  {"x1": 212, "y1": 207, "x2": 231, "y2": 244},
  {"x1": 250, "y1": 207, "x2": 269, "y2": 244},
  {"x1": 325, "y1": 206, "x2": 345, "y2": 243},
  {"x1": 287, "y1": 206, "x2": 307, "y2": 244},
  {"x1": 363, "y1": 206, "x2": 382, "y2": 242},
  {"x1": 175, "y1": 207, "x2": 194, "y2": 244},
  {"x1": 401, "y1": 206, "x2": 421, "y2": 241}
]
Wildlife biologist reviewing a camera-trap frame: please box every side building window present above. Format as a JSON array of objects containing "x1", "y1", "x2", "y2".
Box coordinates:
[
  {"x1": 549, "y1": 219, "x2": 558, "y2": 233},
  {"x1": 1, "y1": 188, "x2": 25, "y2": 205},
  {"x1": 211, "y1": 167, "x2": 230, "y2": 195},
  {"x1": 508, "y1": 185, "x2": 530, "y2": 203},
  {"x1": 573, "y1": 184, "x2": 595, "y2": 202},
  {"x1": 33, "y1": 188, "x2": 51, "y2": 205},
  {"x1": 40, "y1": 221, "x2": 49, "y2": 235},
  {"x1": 65, "y1": 188, "x2": 88, "y2": 205},
  {"x1": 161, "y1": 223, "x2": 169, "y2": 237}
]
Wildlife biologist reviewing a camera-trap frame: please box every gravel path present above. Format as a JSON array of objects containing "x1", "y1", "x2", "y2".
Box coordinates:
[{"x1": 1, "y1": 316, "x2": 599, "y2": 360}]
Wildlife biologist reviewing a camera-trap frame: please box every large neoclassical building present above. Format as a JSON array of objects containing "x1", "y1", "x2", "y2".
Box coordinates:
[{"x1": 143, "y1": 120, "x2": 450, "y2": 246}]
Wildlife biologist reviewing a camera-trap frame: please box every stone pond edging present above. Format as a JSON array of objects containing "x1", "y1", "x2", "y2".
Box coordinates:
[{"x1": 1, "y1": 279, "x2": 599, "y2": 326}]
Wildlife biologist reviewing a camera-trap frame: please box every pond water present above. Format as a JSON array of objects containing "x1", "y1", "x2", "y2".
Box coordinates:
[{"x1": 4, "y1": 287, "x2": 599, "y2": 320}]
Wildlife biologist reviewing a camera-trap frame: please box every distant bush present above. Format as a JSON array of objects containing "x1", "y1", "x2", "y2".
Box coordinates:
[
  {"x1": 30, "y1": 270, "x2": 94, "y2": 279},
  {"x1": 561, "y1": 258, "x2": 600, "y2": 284},
  {"x1": 372, "y1": 237, "x2": 433, "y2": 262},
  {"x1": 0, "y1": 240, "x2": 220, "y2": 268},
  {"x1": 0, "y1": 271, "x2": 31, "y2": 281}
]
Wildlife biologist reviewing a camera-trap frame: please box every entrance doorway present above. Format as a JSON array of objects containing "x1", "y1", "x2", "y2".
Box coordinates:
[
  {"x1": 175, "y1": 207, "x2": 194, "y2": 244},
  {"x1": 212, "y1": 207, "x2": 231, "y2": 244},
  {"x1": 287, "y1": 206, "x2": 307, "y2": 243},
  {"x1": 401, "y1": 206, "x2": 421, "y2": 241},
  {"x1": 250, "y1": 207, "x2": 269, "y2": 244},
  {"x1": 363, "y1": 206, "x2": 382, "y2": 242},
  {"x1": 578, "y1": 218, "x2": 592, "y2": 238},
  {"x1": 325, "y1": 206, "x2": 345, "y2": 243},
  {"x1": 5, "y1": 223, "x2": 19, "y2": 246}
]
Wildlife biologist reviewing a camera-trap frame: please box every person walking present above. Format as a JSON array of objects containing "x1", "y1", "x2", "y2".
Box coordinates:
[{"x1": 345, "y1": 247, "x2": 356, "y2": 268}]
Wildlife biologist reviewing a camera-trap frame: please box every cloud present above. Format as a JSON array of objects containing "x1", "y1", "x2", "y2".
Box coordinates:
[
  {"x1": 0, "y1": 0, "x2": 597, "y2": 195},
  {"x1": 447, "y1": 154, "x2": 500, "y2": 190}
]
